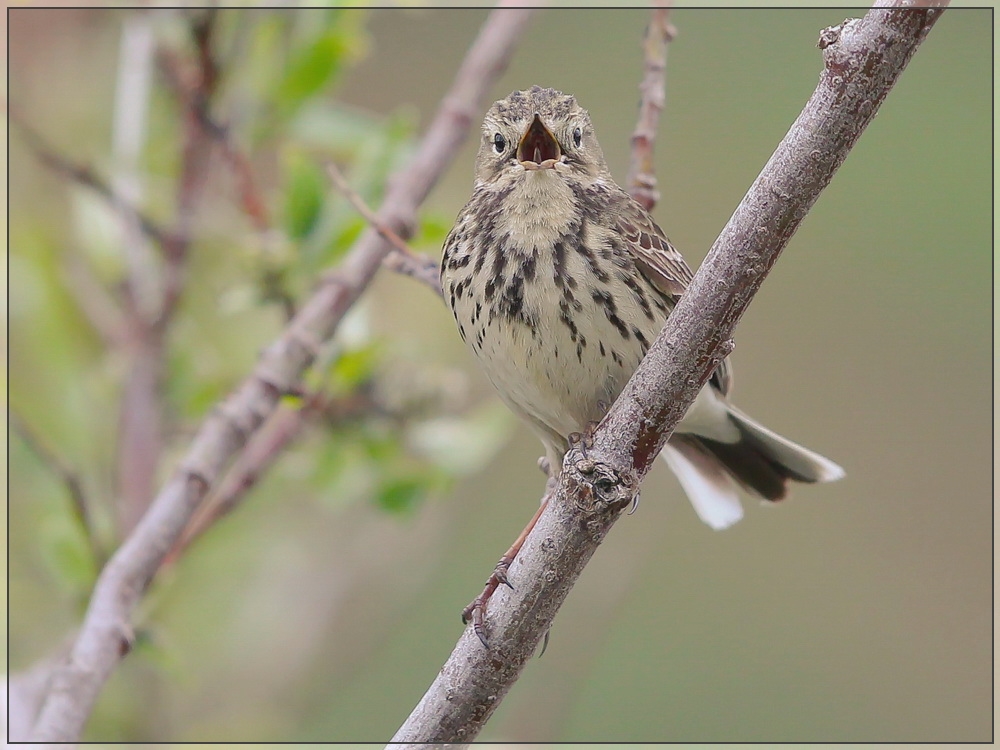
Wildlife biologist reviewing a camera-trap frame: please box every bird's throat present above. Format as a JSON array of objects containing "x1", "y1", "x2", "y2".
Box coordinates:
[{"x1": 503, "y1": 171, "x2": 578, "y2": 249}]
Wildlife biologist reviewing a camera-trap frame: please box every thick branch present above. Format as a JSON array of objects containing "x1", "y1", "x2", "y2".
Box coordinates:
[
  {"x1": 389, "y1": 4, "x2": 945, "y2": 744},
  {"x1": 28, "y1": 7, "x2": 535, "y2": 744}
]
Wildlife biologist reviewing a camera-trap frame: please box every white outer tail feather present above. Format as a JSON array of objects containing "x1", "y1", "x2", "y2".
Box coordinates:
[
  {"x1": 664, "y1": 404, "x2": 844, "y2": 530},
  {"x1": 662, "y1": 442, "x2": 744, "y2": 530}
]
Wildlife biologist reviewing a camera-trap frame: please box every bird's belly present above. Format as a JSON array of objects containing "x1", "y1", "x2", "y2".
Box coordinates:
[{"x1": 463, "y1": 286, "x2": 659, "y2": 441}]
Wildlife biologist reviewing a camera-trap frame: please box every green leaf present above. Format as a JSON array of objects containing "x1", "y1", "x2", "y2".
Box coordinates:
[
  {"x1": 329, "y1": 343, "x2": 381, "y2": 392},
  {"x1": 282, "y1": 148, "x2": 326, "y2": 241},
  {"x1": 375, "y1": 475, "x2": 426, "y2": 515},
  {"x1": 39, "y1": 515, "x2": 96, "y2": 594},
  {"x1": 413, "y1": 212, "x2": 453, "y2": 250},
  {"x1": 274, "y1": 10, "x2": 368, "y2": 122}
]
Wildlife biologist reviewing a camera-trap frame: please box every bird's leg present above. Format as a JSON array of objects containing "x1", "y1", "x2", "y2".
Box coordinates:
[
  {"x1": 567, "y1": 400, "x2": 610, "y2": 458},
  {"x1": 462, "y1": 482, "x2": 555, "y2": 648}
]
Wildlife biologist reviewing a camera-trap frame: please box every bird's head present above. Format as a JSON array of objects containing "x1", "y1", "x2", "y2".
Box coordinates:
[{"x1": 474, "y1": 85, "x2": 610, "y2": 188}]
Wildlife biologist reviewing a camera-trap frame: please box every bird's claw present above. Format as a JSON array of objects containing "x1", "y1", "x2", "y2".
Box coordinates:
[{"x1": 461, "y1": 558, "x2": 514, "y2": 649}]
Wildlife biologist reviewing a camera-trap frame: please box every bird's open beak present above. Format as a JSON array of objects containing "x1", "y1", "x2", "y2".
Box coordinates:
[{"x1": 518, "y1": 114, "x2": 561, "y2": 170}]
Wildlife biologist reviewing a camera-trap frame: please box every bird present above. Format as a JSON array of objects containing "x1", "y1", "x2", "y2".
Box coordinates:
[{"x1": 441, "y1": 85, "x2": 844, "y2": 644}]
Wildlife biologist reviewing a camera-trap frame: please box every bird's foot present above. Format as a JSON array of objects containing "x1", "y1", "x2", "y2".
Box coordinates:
[{"x1": 461, "y1": 557, "x2": 515, "y2": 649}]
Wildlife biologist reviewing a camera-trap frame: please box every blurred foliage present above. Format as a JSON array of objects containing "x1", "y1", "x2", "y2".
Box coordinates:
[{"x1": 8, "y1": 8, "x2": 510, "y2": 740}]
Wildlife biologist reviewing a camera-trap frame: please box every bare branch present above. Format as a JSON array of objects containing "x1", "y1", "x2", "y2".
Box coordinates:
[
  {"x1": 10, "y1": 412, "x2": 105, "y2": 566},
  {"x1": 28, "y1": 7, "x2": 536, "y2": 744},
  {"x1": 115, "y1": 13, "x2": 223, "y2": 536},
  {"x1": 153, "y1": 18, "x2": 219, "y2": 329},
  {"x1": 327, "y1": 161, "x2": 444, "y2": 297},
  {"x1": 6, "y1": 637, "x2": 77, "y2": 743},
  {"x1": 165, "y1": 386, "x2": 393, "y2": 564},
  {"x1": 389, "y1": 4, "x2": 946, "y2": 744},
  {"x1": 626, "y1": 1, "x2": 676, "y2": 212}
]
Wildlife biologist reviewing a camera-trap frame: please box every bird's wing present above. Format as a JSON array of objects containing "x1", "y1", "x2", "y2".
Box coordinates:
[
  {"x1": 615, "y1": 202, "x2": 695, "y2": 298},
  {"x1": 616, "y1": 199, "x2": 733, "y2": 397}
]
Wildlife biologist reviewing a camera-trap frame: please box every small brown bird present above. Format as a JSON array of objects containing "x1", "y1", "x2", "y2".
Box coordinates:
[{"x1": 442, "y1": 86, "x2": 843, "y2": 640}]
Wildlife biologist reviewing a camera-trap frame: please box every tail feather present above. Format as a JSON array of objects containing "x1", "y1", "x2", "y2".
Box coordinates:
[
  {"x1": 662, "y1": 441, "x2": 744, "y2": 530},
  {"x1": 725, "y1": 407, "x2": 846, "y2": 487},
  {"x1": 665, "y1": 406, "x2": 844, "y2": 529}
]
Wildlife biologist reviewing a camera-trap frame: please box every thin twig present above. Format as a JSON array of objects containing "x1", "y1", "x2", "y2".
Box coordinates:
[
  {"x1": 389, "y1": 4, "x2": 946, "y2": 744},
  {"x1": 29, "y1": 7, "x2": 536, "y2": 744},
  {"x1": 114, "y1": 13, "x2": 222, "y2": 537},
  {"x1": 10, "y1": 412, "x2": 105, "y2": 566},
  {"x1": 327, "y1": 161, "x2": 444, "y2": 296},
  {"x1": 210, "y1": 119, "x2": 272, "y2": 233},
  {"x1": 9, "y1": 108, "x2": 173, "y2": 248},
  {"x1": 59, "y1": 252, "x2": 129, "y2": 348},
  {"x1": 165, "y1": 402, "x2": 314, "y2": 564},
  {"x1": 164, "y1": 388, "x2": 371, "y2": 564},
  {"x1": 627, "y1": 1, "x2": 676, "y2": 212}
]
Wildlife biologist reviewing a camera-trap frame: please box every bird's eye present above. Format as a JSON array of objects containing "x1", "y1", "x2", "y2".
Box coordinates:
[
  {"x1": 573, "y1": 127, "x2": 582, "y2": 147},
  {"x1": 493, "y1": 133, "x2": 506, "y2": 153}
]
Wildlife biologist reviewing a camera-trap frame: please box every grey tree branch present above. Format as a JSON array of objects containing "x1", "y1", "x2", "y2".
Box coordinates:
[
  {"x1": 627, "y1": 1, "x2": 676, "y2": 212},
  {"x1": 389, "y1": 3, "x2": 946, "y2": 744},
  {"x1": 27, "y1": 6, "x2": 535, "y2": 744}
]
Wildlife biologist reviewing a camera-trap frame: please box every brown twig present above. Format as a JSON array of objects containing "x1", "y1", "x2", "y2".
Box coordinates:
[
  {"x1": 327, "y1": 161, "x2": 444, "y2": 297},
  {"x1": 114, "y1": 13, "x2": 222, "y2": 538},
  {"x1": 626, "y1": 1, "x2": 676, "y2": 213},
  {"x1": 164, "y1": 401, "x2": 315, "y2": 564},
  {"x1": 29, "y1": 7, "x2": 536, "y2": 744},
  {"x1": 164, "y1": 387, "x2": 381, "y2": 564},
  {"x1": 10, "y1": 412, "x2": 105, "y2": 566},
  {"x1": 390, "y1": 4, "x2": 946, "y2": 744},
  {"x1": 9, "y1": 109, "x2": 173, "y2": 249}
]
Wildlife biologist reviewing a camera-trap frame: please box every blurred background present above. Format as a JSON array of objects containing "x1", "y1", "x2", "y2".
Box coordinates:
[{"x1": 7, "y1": 6, "x2": 992, "y2": 743}]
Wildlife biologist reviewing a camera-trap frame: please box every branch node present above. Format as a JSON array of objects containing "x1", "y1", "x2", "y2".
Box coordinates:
[{"x1": 817, "y1": 22, "x2": 844, "y2": 49}]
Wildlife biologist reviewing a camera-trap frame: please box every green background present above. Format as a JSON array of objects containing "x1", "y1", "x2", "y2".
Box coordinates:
[{"x1": 8, "y1": 7, "x2": 992, "y2": 743}]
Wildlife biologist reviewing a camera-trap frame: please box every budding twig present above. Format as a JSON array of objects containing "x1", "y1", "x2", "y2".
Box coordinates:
[{"x1": 326, "y1": 161, "x2": 443, "y2": 297}]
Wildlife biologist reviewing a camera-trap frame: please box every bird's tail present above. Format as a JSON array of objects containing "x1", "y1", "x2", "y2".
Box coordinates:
[{"x1": 662, "y1": 406, "x2": 844, "y2": 530}]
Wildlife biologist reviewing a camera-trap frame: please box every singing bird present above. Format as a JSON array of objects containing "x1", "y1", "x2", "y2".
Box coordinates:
[{"x1": 441, "y1": 86, "x2": 844, "y2": 642}]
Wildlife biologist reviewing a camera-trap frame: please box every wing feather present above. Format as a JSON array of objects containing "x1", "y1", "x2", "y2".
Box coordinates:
[{"x1": 616, "y1": 198, "x2": 733, "y2": 396}]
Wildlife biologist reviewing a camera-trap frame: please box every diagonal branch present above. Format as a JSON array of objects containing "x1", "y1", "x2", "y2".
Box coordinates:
[
  {"x1": 27, "y1": 6, "x2": 536, "y2": 745},
  {"x1": 389, "y1": 3, "x2": 946, "y2": 744}
]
